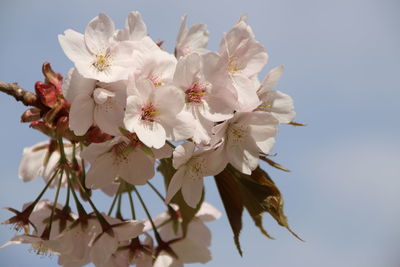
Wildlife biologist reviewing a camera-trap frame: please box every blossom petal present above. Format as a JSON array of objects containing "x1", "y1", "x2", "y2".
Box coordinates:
[
  {"x1": 133, "y1": 120, "x2": 166, "y2": 149},
  {"x1": 181, "y1": 177, "x2": 203, "y2": 208},
  {"x1": 119, "y1": 150, "x2": 155, "y2": 185},
  {"x1": 227, "y1": 142, "x2": 259, "y2": 175},
  {"x1": 165, "y1": 166, "x2": 186, "y2": 204},
  {"x1": 171, "y1": 238, "x2": 211, "y2": 263},
  {"x1": 112, "y1": 220, "x2": 144, "y2": 241},
  {"x1": 84, "y1": 13, "x2": 115, "y2": 54},
  {"x1": 58, "y1": 30, "x2": 92, "y2": 65},
  {"x1": 124, "y1": 95, "x2": 143, "y2": 132},
  {"x1": 18, "y1": 142, "x2": 48, "y2": 182},
  {"x1": 196, "y1": 202, "x2": 222, "y2": 222},
  {"x1": 261, "y1": 65, "x2": 284, "y2": 92},
  {"x1": 62, "y1": 68, "x2": 96, "y2": 103},
  {"x1": 155, "y1": 85, "x2": 185, "y2": 117},
  {"x1": 85, "y1": 152, "x2": 117, "y2": 189},
  {"x1": 269, "y1": 90, "x2": 296, "y2": 124},
  {"x1": 162, "y1": 111, "x2": 195, "y2": 142},
  {"x1": 125, "y1": 11, "x2": 147, "y2": 41},
  {"x1": 154, "y1": 252, "x2": 183, "y2": 267},
  {"x1": 69, "y1": 93, "x2": 95, "y2": 136},
  {"x1": 152, "y1": 144, "x2": 173, "y2": 159},
  {"x1": 81, "y1": 140, "x2": 114, "y2": 163},
  {"x1": 90, "y1": 232, "x2": 118, "y2": 266},
  {"x1": 94, "y1": 98, "x2": 125, "y2": 136},
  {"x1": 172, "y1": 142, "x2": 195, "y2": 169},
  {"x1": 173, "y1": 53, "x2": 200, "y2": 89}
]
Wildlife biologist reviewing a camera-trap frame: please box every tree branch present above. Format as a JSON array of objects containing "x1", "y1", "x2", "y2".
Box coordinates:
[{"x1": 0, "y1": 81, "x2": 41, "y2": 107}]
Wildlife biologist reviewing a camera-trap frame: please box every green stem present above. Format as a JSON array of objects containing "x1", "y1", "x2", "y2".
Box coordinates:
[
  {"x1": 59, "y1": 139, "x2": 109, "y2": 230},
  {"x1": 25, "y1": 169, "x2": 59, "y2": 214},
  {"x1": 147, "y1": 181, "x2": 166, "y2": 201},
  {"x1": 128, "y1": 191, "x2": 136, "y2": 220},
  {"x1": 57, "y1": 137, "x2": 67, "y2": 163},
  {"x1": 107, "y1": 192, "x2": 119, "y2": 216},
  {"x1": 75, "y1": 175, "x2": 109, "y2": 228},
  {"x1": 66, "y1": 171, "x2": 86, "y2": 216},
  {"x1": 47, "y1": 170, "x2": 63, "y2": 236},
  {"x1": 132, "y1": 186, "x2": 162, "y2": 243},
  {"x1": 64, "y1": 181, "x2": 70, "y2": 207},
  {"x1": 116, "y1": 193, "x2": 123, "y2": 219}
]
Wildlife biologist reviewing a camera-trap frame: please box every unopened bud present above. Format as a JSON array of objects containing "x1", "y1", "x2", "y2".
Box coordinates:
[
  {"x1": 35, "y1": 81, "x2": 58, "y2": 108},
  {"x1": 20, "y1": 108, "x2": 41, "y2": 122},
  {"x1": 42, "y1": 62, "x2": 63, "y2": 94}
]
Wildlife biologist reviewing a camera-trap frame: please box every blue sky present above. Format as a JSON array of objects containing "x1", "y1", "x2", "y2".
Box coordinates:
[{"x1": 0, "y1": 0, "x2": 399, "y2": 266}]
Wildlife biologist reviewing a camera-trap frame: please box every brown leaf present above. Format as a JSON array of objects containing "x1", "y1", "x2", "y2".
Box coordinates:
[
  {"x1": 214, "y1": 165, "x2": 302, "y2": 255},
  {"x1": 260, "y1": 155, "x2": 291, "y2": 172},
  {"x1": 215, "y1": 168, "x2": 244, "y2": 256},
  {"x1": 288, "y1": 121, "x2": 306, "y2": 126},
  {"x1": 235, "y1": 166, "x2": 303, "y2": 241}
]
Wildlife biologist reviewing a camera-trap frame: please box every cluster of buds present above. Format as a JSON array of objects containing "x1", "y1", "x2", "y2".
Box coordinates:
[{"x1": 1, "y1": 11, "x2": 301, "y2": 267}]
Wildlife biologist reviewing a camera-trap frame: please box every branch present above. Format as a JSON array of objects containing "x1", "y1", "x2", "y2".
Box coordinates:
[{"x1": 0, "y1": 81, "x2": 41, "y2": 107}]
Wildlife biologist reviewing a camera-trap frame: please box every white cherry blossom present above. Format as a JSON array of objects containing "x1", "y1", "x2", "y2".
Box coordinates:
[
  {"x1": 212, "y1": 111, "x2": 278, "y2": 175},
  {"x1": 89, "y1": 216, "x2": 144, "y2": 266},
  {"x1": 215, "y1": 17, "x2": 269, "y2": 111},
  {"x1": 173, "y1": 52, "x2": 236, "y2": 144},
  {"x1": 165, "y1": 143, "x2": 227, "y2": 208},
  {"x1": 175, "y1": 15, "x2": 209, "y2": 58},
  {"x1": 131, "y1": 47, "x2": 177, "y2": 89},
  {"x1": 81, "y1": 136, "x2": 155, "y2": 189},
  {"x1": 58, "y1": 13, "x2": 137, "y2": 83},
  {"x1": 18, "y1": 141, "x2": 80, "y2": 188},
  {"x1": 257, "y1": 66, "x2": 296, "y2": 124},
  {"x1": 115, "y1": 11, "x2": 147, "y2": 41},
  {"x1": 1, "y1": 200, "x2": 72, "y2": 256},
  {"x1": 124, "y1": 78, "x2": 193, "y2": 149},
  {"x1": 63, "y1": 68, "x2": 126, "y2": 136},
  {"x1": 150, "y1": 203, "x2": 221, "y2": 266}
]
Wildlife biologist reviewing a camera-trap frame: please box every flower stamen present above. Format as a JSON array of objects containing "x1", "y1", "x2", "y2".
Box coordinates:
[
  {"x1": 185, "y1": 83, "x2": 206, "y2": 104},
  {"x1": 141, "y1": 103, "x2": 158, "y2": 122},
  {"x1": 92, "y1": 53, "x2": 112, "y2": 72}
]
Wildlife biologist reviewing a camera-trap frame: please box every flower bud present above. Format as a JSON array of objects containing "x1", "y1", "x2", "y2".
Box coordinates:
[
  {"x1": 20, "y1": 108, "x2": 41, "y2": 122},
  {"x1": 42, "y1": 62, "x2": 63, "y2": 94}
]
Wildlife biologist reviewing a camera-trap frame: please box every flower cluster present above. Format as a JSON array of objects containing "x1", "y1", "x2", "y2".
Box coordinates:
[
  {"x1": 1, "y1": 11, "x2": 299, "y2": 267},
  {"x1": 60, "y1": 12, "x2": 295, "y2": 208}
]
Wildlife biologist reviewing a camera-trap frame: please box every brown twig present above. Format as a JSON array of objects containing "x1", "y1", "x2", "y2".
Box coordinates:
[{"x1": 0, "y1": 81, "x2": 41, "y2": 107}]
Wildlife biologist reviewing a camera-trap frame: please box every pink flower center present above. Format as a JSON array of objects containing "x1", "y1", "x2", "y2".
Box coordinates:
[
  {"x1": 141, "y1": 103, "x2": 158, "y2": 122},
  {"x1": 149, "y1": 75, "x2": 163, "y2": 87},
  {"x1": 112, "y1": 137, "x2": 140, "y2": 164},
  {"x1": 185, "y1": 83, "x2": 206, "y2": 104}
]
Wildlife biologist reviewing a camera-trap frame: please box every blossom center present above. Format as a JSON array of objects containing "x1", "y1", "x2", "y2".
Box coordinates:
[
  {"x1": 111, "y1": 139, "x2": 139, "y2": 164},
  {"x1": 92, "y1": 53, "x2": 112, "y2": 72},
  {"x1": 228, "y1": 124, "x2": 248, "y2": 143},
  {"x1": 187, "y1": 158, "x2": 205, "y2": 180},
  {"x1": 185, "y1": 83, "x2": 206, "y2": 104},
  {"x1": 149, "y1": 75, "x2": 163, "y2": 87},
  {"x1": 227, "y1": 57, "x2": 241, "y2": 72},
  {"x1": 141, "y1": 103, "x2": 158, "y2": 122}
]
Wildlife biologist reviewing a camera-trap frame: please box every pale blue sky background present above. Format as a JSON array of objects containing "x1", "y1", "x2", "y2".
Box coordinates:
[{"x1": 0, "y1": 0, "x2": 399, "y2": 266}]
